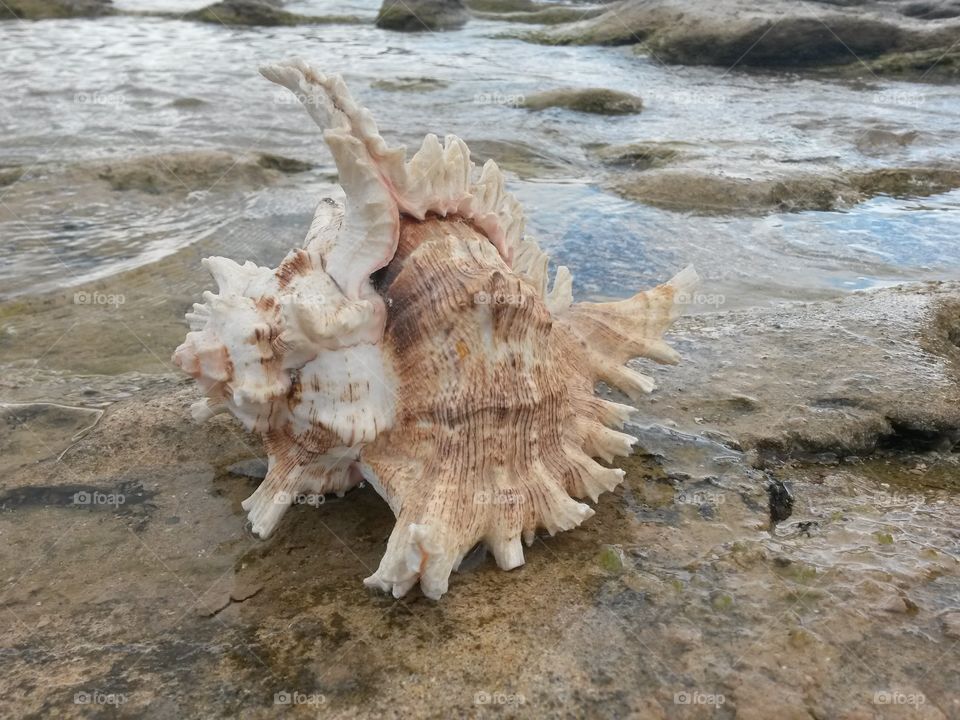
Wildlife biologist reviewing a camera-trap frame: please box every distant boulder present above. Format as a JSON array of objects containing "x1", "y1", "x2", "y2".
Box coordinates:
[{"x1": 376, "y1": 0, "x2": 468, "y2": 31}]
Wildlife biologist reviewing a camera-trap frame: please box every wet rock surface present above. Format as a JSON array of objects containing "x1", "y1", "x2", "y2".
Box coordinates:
[
  {"x1": 611, "y1": 165, "x2": 960, "y2": 214},
  {"x1": 532, "y1": 0, "x2": 960, "y2": 79},
  {"x1": 183, "y1": 0, "x2": 363, "y2": 27},
  {"x1": 1, "y1": 347, "x2": 959, "y2": 716},
  {"x1": 1, "y1": 3, "x2": 959, "y2": 716},
  {"x1": 521, "y1": 87, "x2": 644, "y2": 115},
  {"x1": 468, "y1": 0, "x2": 604, "y2": 25},
  {"x1": 646, "y1": 281, "x2": 960, "y2": 458},
  {"x1": 0, "y1": 0, "x2": 113, "y2": 20},
  {"x1": 3, "y1": 150, "x2": 310, "y2": 197},
  {"x1": 376, "y1": 0, "x2": 469, "y2": 31}
]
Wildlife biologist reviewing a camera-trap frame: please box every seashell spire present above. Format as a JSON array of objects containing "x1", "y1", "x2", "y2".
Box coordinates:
[{"x1": 174, "y1": 59, "x2": 698, "y2": 598}]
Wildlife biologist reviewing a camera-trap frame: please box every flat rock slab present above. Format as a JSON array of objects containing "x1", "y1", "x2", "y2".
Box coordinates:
[
  {"x1": 645, "y1": 281, "x2": 960, "y2": 459},
  {"x1": 1, "y1": 293, "x2": 959, "y2": 716}
]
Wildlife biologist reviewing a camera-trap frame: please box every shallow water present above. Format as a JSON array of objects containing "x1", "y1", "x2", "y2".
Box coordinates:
[{"x1": 2, "y1": 2, "x2": 960, "y2": 310}]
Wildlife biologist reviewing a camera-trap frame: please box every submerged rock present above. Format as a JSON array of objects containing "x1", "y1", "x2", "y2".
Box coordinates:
[
  {"x1": 1, "y1": 0, "x2": 113, "y2": 19},
  {"x1": 185, "y1": 0, "x2": 363, "y2": 26},
  {"x1": 854, "y1": 129, "x2": 920, "y2": 156},
  {"x1": 592, "y1": 141, "x2": 689, "y2": 170},
  {"x1": 92, "y1": 150, "x2": 310, "y2": 193},
  {"x1": 520, "y1": 87, "x2": 643, "y2": 115},
  {"x1": 376, "y1": 0, "x2": 468, "y2": 31},
  {"x1": 371, "y1": 77, "x2": 449, "y2": 92}
]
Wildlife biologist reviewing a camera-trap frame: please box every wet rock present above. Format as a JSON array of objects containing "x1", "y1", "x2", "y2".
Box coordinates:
[
  {"x1": 3, "y1": 150, "x2": 310, "y2": 201},
  {"x1": 592, "y1": 141, "x2": 687, "y2": 170},
  {"x1": 170, "y1": 97, "x2": 208, "y2": 109},
  {"x1": 376, "y1": 0, "x2": 468, "y2": 31},
  {"x1": 254, "y1": 152, "x2": 313, "y2": 174},
  {"x1": 0, "y1": 166, "x2": 23, "y2": 187},
  {"x1": 371, "y1": 77, "x2": 449, "y2": 92},
  {"x1": 520, "y1": 87, "x2": 643, "y2": 115},
  {"x1": 767, "y1": 480, "x2": 794, "y2": 524},
  {"x1": 611, "y1": 165, "x2": 960, "y2": 214},
  {"x1": 470, "y1": 2, "x2": 604, "y2": 25},
  {"x1": 2, "y1": 372, "x2": 959, "y2": 715},
  {"x1": 595, "y1": 544, "x2": 626, "y2": 573},
  {"x1": 465, "y1": 138, "x2": 571, "y2": 178},
  {"x1": 854, "y1": 128, "x2": 920, "y2": 155},
  {"x1": 531, "y1": 0, "x2": 960, "y2": 78},
  {"x1": 465, "y1": 0, "x2": 539, "y2": 11},
  {"x1": 852, "y1": 167, "x2": 960, "y2": 197},
  {"x1": 942, "y1": 611, "x2": 960, "y2": 638},
  {"x1": 901, "y1": 0, "x2": 960, "y2": 19},
  {"x1": 646, "y1": 14, "x2": 904, "y2": 67},
  {"x1": 0, "y1": 402, "x2": 103, "y2": 471},
  {"x1": 93, "y1": 150, "x2": 303, "y2": 193},
  {"x1": 185, "y1": 0, "x2": 363, "y2": 26},
  {"x1": 613, "y1": 169, "x2": 852, "y2": 214},
  {"x1": 225, "y1": 458, "x2": 269, "y2": 479},
  {"x1": 1, "y1": 0, "x2": 112, "y2": 19},
  {"x1": 649, "y1": 282, "x2": 960, "y2": 459},
  {"x1": 850, "y1": 44, "x2": 960, "y2": 79}
]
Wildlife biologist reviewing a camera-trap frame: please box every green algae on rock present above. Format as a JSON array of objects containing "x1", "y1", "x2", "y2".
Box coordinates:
[{"x1": 520, "y1": 87, "x2": 643, "y2": 115}]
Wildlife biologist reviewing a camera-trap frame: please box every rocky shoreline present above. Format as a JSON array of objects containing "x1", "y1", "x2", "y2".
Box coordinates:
[
  {"x1": 2, "y1": 3, "x2": 959, "y2": 716},
  {"x1": 2, "y1": 278, "x2": 959, "y2": 717},
  {"x1": 5, "y1": 0, "x2": 958, "y2": 82}
]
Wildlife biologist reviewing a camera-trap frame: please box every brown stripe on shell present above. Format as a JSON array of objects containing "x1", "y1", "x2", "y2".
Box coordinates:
[{"x1": 276, "y1": 249, "x2": 313, "y2": 289}]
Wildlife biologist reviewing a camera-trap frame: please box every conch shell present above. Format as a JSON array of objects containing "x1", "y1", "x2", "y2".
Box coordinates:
[{"x1": 173, "y1": 59, "x2": 698, "y2": 599}]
